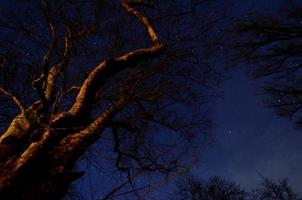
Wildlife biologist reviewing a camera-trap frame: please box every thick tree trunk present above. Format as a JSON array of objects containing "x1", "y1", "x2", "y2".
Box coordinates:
[
  {"x1": 0, "y1": 115, "x2": 85, "y2": 200},
  {"x1": 0, "y1": 150, "x2": 77, "y2": 200}
]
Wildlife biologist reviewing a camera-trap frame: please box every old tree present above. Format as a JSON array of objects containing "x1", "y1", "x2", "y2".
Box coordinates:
[{"x1": 0, "y1": 0, "x2": 222, "y2": 199}]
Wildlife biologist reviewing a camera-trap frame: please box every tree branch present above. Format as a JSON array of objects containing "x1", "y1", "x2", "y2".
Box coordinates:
[
  {"x1": 0, "y1": 87, "x2": 26, "y2": 114},
  {"x1": 44, "y1": 26, "x2": 73, "y2": 102},
  {"x1": 52, "y1": 96, "x2": 128, "y2": 169},
  {"x1": 120, "y1": 0, "x2": 159, "y2": 45}
]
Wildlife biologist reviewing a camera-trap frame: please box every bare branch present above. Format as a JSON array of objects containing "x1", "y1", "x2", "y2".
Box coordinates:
[
  {"x1": 52, "y1": 96, "x2": 129, "y2": 168},
  {"x1": 120, "y1": 0, "x2": 159, "y2": 45},
  {"x1": 44, "y1": 26, "x2": 73, "y2": 102},
  {"x1": 0, "y1": 87, "x2": 26, "y2": 114}
]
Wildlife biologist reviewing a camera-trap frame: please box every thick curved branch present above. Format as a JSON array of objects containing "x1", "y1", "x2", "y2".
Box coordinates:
[
  {"x1": 69, "y1": 45, "x2": 164, "y2": 114},
  {"x1": 0, "y1": 87, "x2": 26, "y2": 114},
  {"x1": 120, "y1": 0, "x2": 159, "y2": 45}
]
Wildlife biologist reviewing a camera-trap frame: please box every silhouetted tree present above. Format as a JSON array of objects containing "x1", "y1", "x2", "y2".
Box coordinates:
[
  {"x1": 173, "y1": 175, "x2": 299, "y2": 200},
  {"x1": 173, "y1": 175, "x2": 247, "y2": 200},
  {"x1": 233, "y1": 3, "x2": 302, "y2": 127},
  {"x1": 250, "y1": 177, "x2": 298, "y2": 200},
  {"x1": 0, "y1": 0, "x2": 224, "y2": 199}
]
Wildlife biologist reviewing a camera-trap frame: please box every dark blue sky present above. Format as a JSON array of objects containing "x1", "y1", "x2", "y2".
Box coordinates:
[
  {"x1": 195, "y1": 68, "x2": 302, "y2": 192},
  {"x1": 151, "y1": 67, "x2": 302, "y2": 199}
]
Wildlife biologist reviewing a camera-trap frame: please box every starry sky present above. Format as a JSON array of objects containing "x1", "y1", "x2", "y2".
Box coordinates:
[{"x1": 196, "y1": 68, "x2": 302, "y2": 192}]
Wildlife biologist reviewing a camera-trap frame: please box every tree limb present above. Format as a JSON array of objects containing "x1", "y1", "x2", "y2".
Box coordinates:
[
  {"x1": 0, "y1": 87, "x2": 26, "y2": 114},
  {"x1": 52, "y1": 96, "x2": 129, "y2": 169}
]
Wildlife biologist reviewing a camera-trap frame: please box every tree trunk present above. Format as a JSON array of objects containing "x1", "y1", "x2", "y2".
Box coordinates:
[{"x1": 0, "y1": 111, "x2": 87, "y2": 200}]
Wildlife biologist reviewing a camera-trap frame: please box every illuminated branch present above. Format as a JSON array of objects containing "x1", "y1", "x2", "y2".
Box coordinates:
[
  {"x1": 31, "y1": 0, "x2": 58, "y2": 111},
  {"x1": 0, "y1": 87, "x2": 26, "y2": 114},
  {"x1": 120, "y1": 0, "x2": 159, "y2": 45},
  {"x1": 44, "y1": 27, "x2": 73, "y2": 102},
  {"x1": 68, "y1": 45, "x2": 164, "y2": 115},
  {"x1": 42, "y1": 0, "x2": 57, "y2": 91}
]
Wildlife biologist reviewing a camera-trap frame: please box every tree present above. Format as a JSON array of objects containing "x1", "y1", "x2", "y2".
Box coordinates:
[
  {"x1": 173, "y1": 175, "x2": 247, "y2": 200},
  {"x1": 250, "y1": 177, "x2": 298, "y2": 200},
  {"x1": 232, "y1": 2, "x2": 302, "y2": 127},
  {"x1": 172, "y1": 175, "x2": 299, "y2": 200},
  {"x1": 0, "y1": 0, "x2": 223, "y2": 199}
]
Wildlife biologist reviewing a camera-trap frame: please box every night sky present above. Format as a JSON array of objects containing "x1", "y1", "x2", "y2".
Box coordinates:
[{"x1": 196, "y1": 68, "x2": 302, "y2": 192}]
